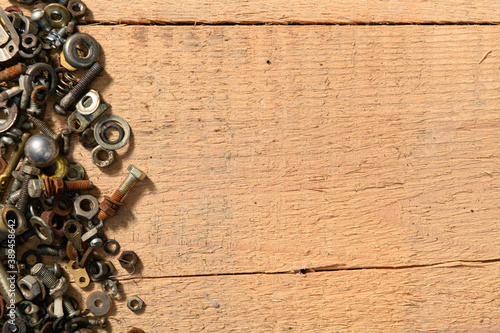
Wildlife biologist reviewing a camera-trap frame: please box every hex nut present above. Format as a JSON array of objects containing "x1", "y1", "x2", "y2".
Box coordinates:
[
  {"x1": 17, "y1": 275, "x2": 43, "y2": 300},
  {"x1": 127, "y1": 296, "x2": 144, "y2": 312},
  {"x1": 66, "y1": 161, "x2": 85, "y2": 181},
  {"x1": 91, "y1": 145, "x2": 114, "y2": 168},
  {"x1": 74, "y1": 194, "x2": 99, "y2": 220}
]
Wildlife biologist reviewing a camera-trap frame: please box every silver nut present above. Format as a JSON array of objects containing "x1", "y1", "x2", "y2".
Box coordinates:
[
  {"x1": 49, "y1": 276, "x2": 69, "y2": 298},
  {"x1": 74, "y1": 194, "x2": 99, "y2": 220},
  {"x1": 127, "y1": 165, "x2": 146, "y2": 181},
  {"x1": 28, "y1": 179, "x2": 44, "y2": 198},
  {"x1": 17, "y1": 275, "x2": 44, "y2": 301},
  {"x1": 127, "y1": 296, "x2": 144, "y2": 312},
  {"x1": 91, "y1": 146, "x2": 114, "y2": 168}
]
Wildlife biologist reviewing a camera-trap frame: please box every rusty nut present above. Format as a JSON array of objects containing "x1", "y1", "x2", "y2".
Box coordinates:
[{"x1": 17, "y1": 275, "x2": 44, "y2": 300}]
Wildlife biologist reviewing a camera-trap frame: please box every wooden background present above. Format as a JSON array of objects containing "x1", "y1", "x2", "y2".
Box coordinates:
[{"x1": 6, "y1": 0, "x2": 500, "y2": 331}]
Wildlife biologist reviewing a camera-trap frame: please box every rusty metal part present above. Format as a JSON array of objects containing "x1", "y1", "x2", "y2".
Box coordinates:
[
  {"x1": 42, "y1": 209, "x2": 68, "y2": 238},
  {"x1": 53, "y1": 193, "x2": 73, "y2": 216},
  {"x1": 17, "y1": 275, "x2": 45, "y2": 301},
  {"x1": 88, "y1": 260, "x2": 114, "y2": 280},
  {"x1": 66, "y1": 161, "x2": 84, "y2": 181},
  {"x1": 45, "y1": 3, "x2": 70, "y2": 28},
  {"x1": 128, "y1": 329, "x2": 145, "y2": 333},
  {"x1": 94, "y1": 115, "x2": 130, "y2": 150},
  {"x1": 0, "y1": 205, "x2": 27, "y2": 242},
  {"x1": 42, "y1": 176, "x2": 93, "y2": 197},
  {"x1": 0, "y1": 157, "x2": 7, "y2": 174},
  {"x1": 31, "y1": 85, "x2": 48, "y2": 105},
  {"x1": 98, "y1": 165, "x2": 146, "y2": 221},
  {"x1": 0, "y1": 63, "x2": 26, "y2": 83}
]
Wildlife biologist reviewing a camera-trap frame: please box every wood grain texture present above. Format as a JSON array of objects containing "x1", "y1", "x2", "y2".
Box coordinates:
[
  {"x1": 81, "y1": 263, "x2": 500, "y2": 332},
  {"x1": 3, "y1": 0, "x2": 500, "y2": 24},
  {"x1": 42, "y1": 25, "x2": 500, "y2": 279}
]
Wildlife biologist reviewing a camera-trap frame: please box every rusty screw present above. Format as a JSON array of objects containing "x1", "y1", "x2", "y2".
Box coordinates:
[
  {"x1": 29, "y1": 177, "x2": 93, "y2": 198},
  {"x1": 98, "y1": 165, "x2": 146, "y2": 222},
  {"x1": 54, "y1": 62, "x2": 103, "y2": 115},
  {"x1": 0, "y1": 63, "x2": 26, "y2": 83},
  {"x1": 26, "y1": 115, "x2": 59, "y2": 142}
]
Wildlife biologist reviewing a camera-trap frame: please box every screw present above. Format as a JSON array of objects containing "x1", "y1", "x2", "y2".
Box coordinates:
[
  {"x1": 35, "y1": 177, "x2": 93, "y2": 197},
  {"x1": 37, "y1": 245, "x2": 65, "y2": 257},
  {"x1": 47, "y1": 263, "x2": 62, "y2": 277},
  {"x1": 31, "y1": 8, "x2": 51, "y2": 32},
  {"x1": 26, "y1": 99, "x2": 42, "y2": 117},
  {"x1": 87, "y1": 317, "x2": 107, "y2": 327},
  {"x1": 54, "y1": 62, "x2": 103, "y2": 115},
  {"x1": 15, "y1": 178, "x2": 29, "y2": 214},
  {"x1": 63, "y1": 296, "x2": 80, "y2": 318},
  {"x1": 61, "y1": 129, "x2": 71, "y2": 156},
  {"x1": 31, "y1": 263, "x2": 58, "y2": 289},
  {"x1": 0, "y1": 86, "x2": 23, "y2": 102},
  {"x1": 7, "y1": 189, "x2": 21, "y2": 204},
  {"x1": 26, "y1": 115, "x2": 59, "y2": 141},
  {"x1": 0, "y1": 63, "x2": 26, "y2": 83},
  {"x1": 98, "y1": 165, "x2": 146, "y2": 221}
]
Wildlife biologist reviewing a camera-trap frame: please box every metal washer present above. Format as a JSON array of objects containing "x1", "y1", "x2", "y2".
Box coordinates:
[{"x1": 94, "y1": 115, "x2": 130, "y2": 150}]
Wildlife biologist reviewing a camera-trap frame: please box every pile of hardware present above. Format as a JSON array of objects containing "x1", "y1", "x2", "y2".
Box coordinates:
[{"x1": 0, "y1": 1, "x2": 145, "y2": 332}]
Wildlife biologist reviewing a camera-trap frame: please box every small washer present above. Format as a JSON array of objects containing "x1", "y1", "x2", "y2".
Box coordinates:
[
  {"x1": 103, "y1": 239, "x2": 120, "y2": 255},
  {"x1": 94, "y1": 115, "x2": 130, "y2": 150},
  {"x1": 86, "y1": 291, "x2": 111, "y2": 316},
  {"x1": 62, "y1": 33, "x2": 99, "y2": 69},
  {"x1": 99, "y1": 122, "x2": 125, "y2": 145}
]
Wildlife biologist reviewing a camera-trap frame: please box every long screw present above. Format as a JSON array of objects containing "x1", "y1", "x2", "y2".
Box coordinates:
[
  {"x1": 98, "y1": 165, "x2": 146, "y2": 221},
  {"x1": 54, "y1": 62, "x2": 103, "y2": 115},
  {"x1": 0, "y1": 63, "x2": 26, "y2": 83},
  {"x1": 26, "y1": 115, "x2": 59, "y2": 141}
]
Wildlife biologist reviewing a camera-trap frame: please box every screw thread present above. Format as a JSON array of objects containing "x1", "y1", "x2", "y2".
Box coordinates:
[
  {"x1": 63, "y1": 297, "x2": 76, "y2": 313},
  {"x1": 63, "y1": 180, "x2": 93, "y2": 192},
  {"x1": 0, "y1": 63, "x2": 26, "y2": 83},
  {"x1": 119, "y1": 174, "x2": 138, "y2": 194},
  {"x1": 15, "y1": 178, "x2": 29, "y2": 214},
  {"x1": 87, "y1": 317, "x2": 107, "y2": 327},
  {"x1": 31, "y1": 263, "x2": 57, "y2": 289},
  {"x1": 60, "y1": 62, "x2": 103, "y2": 110},
  {"x1": 36, "y1": 245, "x2": 60, "y2": 256},
  {"x1": 26, "y1": 115, "x2": 58, "y2": 141}
]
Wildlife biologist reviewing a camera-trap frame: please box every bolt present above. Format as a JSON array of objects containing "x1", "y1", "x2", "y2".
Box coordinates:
[
  {"x1": 63, "y1": 296, "x2": 80, "y2": 318},
  {"x1": 54, "y1": 62, "x2": 103, "y2": 115},
  {"x1": 15, "y1": 178, "x2": 29, "y2": 214},
  {"x1": 98, "y1": 165, "x2": 146, "y2": 221},
  {"x1": 7, "y1": 189, "x2": 21, "y2": 204},
  {"x1": 31, "y1": 177, "x2": 93, "y2": 197},
  {"x1": 31, "y1": 8, "x2": 51, "y2": 32},
  {"x1": 47, "y1": 263, "x2": 62, "y2": 277},
  {"x1": 0, "y1": 86, "x2": 23, "y2": 102},
  {"x1": 26, "y1": 114, "x2": 59, "y2": 141},
  {"x1": 0, "y1": 63, "x2": 26, "y2": 83},
  {"x1": 37, "y1": 245, "x2": 65, "y2": 257},
  {"x1": 87, "y1": 317, "x2": 107, "y2": 328},
  {"x1": 61, "y1": 128, "x2": 71, "y2": 155},
  {"x1": 31, "y1": 263, "x2": 58, "y2": 289}
]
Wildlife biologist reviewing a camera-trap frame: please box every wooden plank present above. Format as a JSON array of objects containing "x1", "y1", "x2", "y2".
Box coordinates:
[
  {"x1": 79, "y1": 263, "x2": 500, "y2": 332},
  {"x1": 46, "y1": 25, "x2": 500, "y2": 278},
  {"x1": 2, "y1": 0, "x2": 500, "y2": 24}
]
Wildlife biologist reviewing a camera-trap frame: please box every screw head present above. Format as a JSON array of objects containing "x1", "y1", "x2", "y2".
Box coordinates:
[
  {"x1": 28, "y1": 179, "x2": 44, "y2": 198},
  {"x1": 127, "y1": 165, "x2": 146, "y2": 181}
]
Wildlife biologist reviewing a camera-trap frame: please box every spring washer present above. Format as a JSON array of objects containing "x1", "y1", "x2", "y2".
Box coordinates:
[{"x1": 94, "y1": 115, "x2": 130, "y2": 150}]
